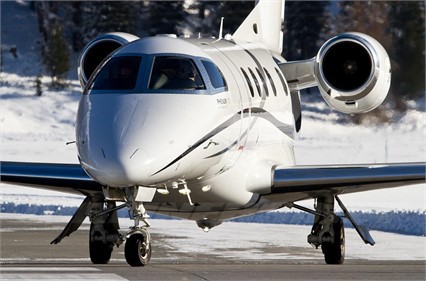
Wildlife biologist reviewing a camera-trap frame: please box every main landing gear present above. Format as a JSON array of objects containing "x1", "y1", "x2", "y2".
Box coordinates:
[
  {"x1": 292, "y1": 194, "x2": 374, "y2": 264},
  {"x1": 306, "y1": 195, "x2": 345, "y2": 264},
  {"x1": 89, "y1": 197, "x2": 122, "y2": 264},
  {"x1": 86, "y1": 188, "x2": 153, "y2": 267}
]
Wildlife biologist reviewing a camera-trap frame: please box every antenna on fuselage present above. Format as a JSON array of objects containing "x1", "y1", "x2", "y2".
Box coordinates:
[{"x1": 218, "y1": 17, "x2": 224, "y2": 39}]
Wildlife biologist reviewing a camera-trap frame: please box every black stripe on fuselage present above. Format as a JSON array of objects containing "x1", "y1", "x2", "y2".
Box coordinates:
[
  {"x1": 151, "y1": 107, "x2": 294, "y2": 176},
  {"x1": 150, "y1": 112, "x2": 242, "y2": 176}
]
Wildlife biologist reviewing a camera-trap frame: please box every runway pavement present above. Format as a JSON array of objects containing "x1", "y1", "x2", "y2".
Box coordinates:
[{"x1": 0, "y1": 215, "x2": 425, "y2": 280}]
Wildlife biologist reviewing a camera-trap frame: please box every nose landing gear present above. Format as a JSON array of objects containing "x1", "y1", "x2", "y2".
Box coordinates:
[
  {"x1": 86, "y1": 186, "x2": 155, "y2": 267},
  {"x1": 123, "y1": 186, "x2": 153, "y2": 267}
]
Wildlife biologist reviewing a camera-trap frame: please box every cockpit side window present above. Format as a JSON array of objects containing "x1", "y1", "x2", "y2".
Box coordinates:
[
  {"x1": 91, "y1": 56, "x2": 141, "y2": 90},
  {"x1": 149, "y1": 56, "x2": 205, "y2": 90},
  {"x1": 201, "y1": 60, "x2": 227, "y2": 90}
]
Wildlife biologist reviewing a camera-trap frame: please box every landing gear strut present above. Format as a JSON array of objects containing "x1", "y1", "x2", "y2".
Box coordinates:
[
  {"x1": 307, "y1": 195, "x2": 345, "y2": 264},
  {"x1": 89, "y1": 198, "x2": 122, "y2": 264},
  {"x1": 123, "y1": 187, "x2": 152, "y2": 267}
]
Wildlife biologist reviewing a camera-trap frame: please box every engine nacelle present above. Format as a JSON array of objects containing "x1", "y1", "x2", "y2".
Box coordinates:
[
  {"x1": 315, "y1": 32, "x2": 391, "y2": 114},
  {"x1": 78, "y1": 32, "x2": 139, "y2": 88}
]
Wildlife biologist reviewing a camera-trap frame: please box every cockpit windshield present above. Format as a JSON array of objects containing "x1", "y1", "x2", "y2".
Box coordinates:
[
  {"x1": 149, "y1": 56, "x2": 205, "y2": 90},
  {"x1": 88, "y1": 53, "x2": 227, "y2": 95},
  {"x1": 92, "y1": 56, "x2": 141, "y2": 90}
]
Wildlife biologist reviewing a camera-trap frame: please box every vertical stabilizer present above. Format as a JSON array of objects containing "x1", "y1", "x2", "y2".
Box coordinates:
[{"x1": 233, "y1": 0, "x2": 284, "y2": 54}]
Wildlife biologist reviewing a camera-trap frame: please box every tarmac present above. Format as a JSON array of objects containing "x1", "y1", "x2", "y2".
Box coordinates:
[{"x1": 0, "y1": 215, "x2": 425, "y2": 281}]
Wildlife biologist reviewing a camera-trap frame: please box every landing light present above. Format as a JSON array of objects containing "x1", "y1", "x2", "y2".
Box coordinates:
[
  {"x1": 179, "y1": 183, "x2": 194, "y2": 206},
  {"x1": 202, "y1": 185, "x2": 211, "y2": 192},
  {"x1": 157, "y1": 185, "x2": 169, "y2": 195},
  {"x1": 178, "y1": 188, "x2": 191, "y2": 196}
]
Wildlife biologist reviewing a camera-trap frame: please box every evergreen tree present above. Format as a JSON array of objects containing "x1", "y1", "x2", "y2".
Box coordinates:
[
  {"x1": 71, "y1": 2, "x2": 84, "y2": 52},
  {"x1": 283, "y1": 1, "x2": 329, "y2": 60},
  {"x1": 183, "y1": 2, "x2": 221, "y2": 37},
  {"x1": 146, "y1": 1, "x2": 186, "y2": 36},
  {"x1": 35, "y1": 2, "x2": 71, "y2": 87},
  {"x1": 43, "y1": 24, "x2": 71, "y2": 87},
  {"x1": 333, "y1": 1, "x2": 392, "y2": 52},
  {"x1": 80, "y1": 1, "x2": 139, "y2": 43},
  {"x1": 182, "y1": 1, "x2": 253, "y2": 38},
  {"x1": 216, "y1": 1, "x2": 254, "y2": 36},
  {"x1": 389, "y1": 1, "x2": 425, "y2": 101}
]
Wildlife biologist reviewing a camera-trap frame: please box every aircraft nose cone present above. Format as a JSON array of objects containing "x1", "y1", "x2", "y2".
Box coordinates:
[
  {"x1": 76, "y1": 95, "x2": 155, "y2": 187},
  {"x1": 83, "y1": 145, "x2": 153, "y2": 187}
]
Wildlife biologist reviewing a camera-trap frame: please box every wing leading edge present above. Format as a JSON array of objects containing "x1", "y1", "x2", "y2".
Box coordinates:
[
  {"x1": 272, "y1": 163, "x2": 425, "y2": 196},
  {"x1": 0, "y1": 161, "x2": 102, "y2": 196}
]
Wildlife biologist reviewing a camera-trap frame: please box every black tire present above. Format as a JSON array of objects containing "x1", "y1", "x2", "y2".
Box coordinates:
[
  {"x1": 125, "y1": 234, "x2": 152, "y2": 267},
  {"x1": 89, "y1": 224, "x2": 113, "y2": 264},
  {"x1": 322, "y1": 217, "x2": 345, "y2": 264}
]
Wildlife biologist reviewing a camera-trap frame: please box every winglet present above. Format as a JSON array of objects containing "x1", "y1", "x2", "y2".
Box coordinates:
[{"x1": 233, "y1": 0, "x2": 285, "y2": 54}]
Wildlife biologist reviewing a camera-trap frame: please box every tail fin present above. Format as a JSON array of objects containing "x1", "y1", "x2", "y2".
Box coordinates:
[{"x1": 233, "y1": 0, "x2": 284, "y2": 54}]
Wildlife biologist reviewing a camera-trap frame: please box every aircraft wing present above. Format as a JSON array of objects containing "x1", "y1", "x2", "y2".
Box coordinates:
[
  {"x1": 272, "y1": 163, "x2": 425, "y2": 197},
  {"x1": 2, "y1": 161, "x2": 424, "y2": 199},
  {"x1": 0, "y1": 161, "x2": 102, "y2": 196}
]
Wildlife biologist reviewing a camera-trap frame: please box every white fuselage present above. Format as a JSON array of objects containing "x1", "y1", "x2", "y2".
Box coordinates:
[{"x1": 76, "y1": 36, "x2": 298, "y2": 222}]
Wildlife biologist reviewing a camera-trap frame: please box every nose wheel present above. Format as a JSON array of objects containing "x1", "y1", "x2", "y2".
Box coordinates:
[
  {"x1": 123, "y1": 187, "x2": 153, "y2": 266},
  {"x1": 125, "y1": 228, "x2": 152, "y2": 266}
]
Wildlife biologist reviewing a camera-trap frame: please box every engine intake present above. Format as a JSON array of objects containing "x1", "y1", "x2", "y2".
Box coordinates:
[
  {"x1": 315, "y1": 32, "x2": 391, "y2": 114},
  {"x1": 78, "y1": 32, "x2": 139, "y2": 88}
]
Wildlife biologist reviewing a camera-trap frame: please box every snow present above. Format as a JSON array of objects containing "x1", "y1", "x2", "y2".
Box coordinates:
[{"x1": 1, "y1": 1, "x2": 425, "y2": 213}]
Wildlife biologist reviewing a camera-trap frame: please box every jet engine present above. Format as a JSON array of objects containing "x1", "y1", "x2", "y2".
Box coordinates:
[
  {"x1": 314, "y1": 32, "x2": 391, "y2": 114},
  {"x1": 78, "y1": 32, "x2": 139, "y2": 88}
]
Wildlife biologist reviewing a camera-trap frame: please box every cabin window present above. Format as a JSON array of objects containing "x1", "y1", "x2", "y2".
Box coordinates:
[
  {"x1": 91, "y1": 56, "x2": 141, "y2": 90},
  {"x1": 241, "y1": 68, "x2": 254, "y2": 97},
  {"x1": 249, "y1": 68, "x2": 261, "y2": 97},
  {"x1": 149, "y1": 56, "x2": 205, "y2": 90},
  {"x1": 264, "y1": 67, "x2": 277, "y2": 97},
  {"x1": 202, "y1": 60, "x2": 227, "y2": 90},
  {"x1": 256, "y1": 68, "x2": 269, "y2": 97}
]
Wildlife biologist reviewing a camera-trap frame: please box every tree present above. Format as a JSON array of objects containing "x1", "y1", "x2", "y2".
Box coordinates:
[
  {"x1": 216, "y1": 1, "x2": 254, "y2": 35},
  {"x1": 43, "y1": 24, "x2": 71, "y2": 87},
  {"x1": 80, "y1": 1, "x2": 139, "y2": 42},
  {"x1": 389, "y1": 1, "x2": 425, "y2": 102},
  {"x1": 71, "y1": 2, "x2": 84, "y2": 52},
  {"x1": 146, "y1": 1, "x2": 186, "y2": 36},
  {"x1": 181, "y1": 1, "x2": 253, "y2": 38},
  {"x1": 283, "y1": 1, "x2": 329, "y2": 61},
  {"x1": 35, "y1": 2, "x2": 70, "y2": 87}
]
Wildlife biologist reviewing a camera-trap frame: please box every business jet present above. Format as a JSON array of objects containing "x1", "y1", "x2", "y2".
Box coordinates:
[{"x1": 1, "y1": 0, "x2": 425, "y2": 266}]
